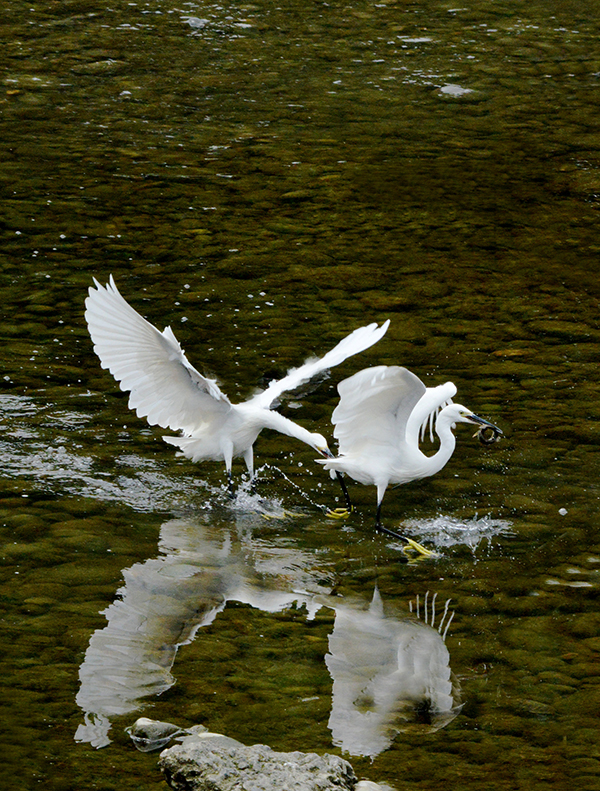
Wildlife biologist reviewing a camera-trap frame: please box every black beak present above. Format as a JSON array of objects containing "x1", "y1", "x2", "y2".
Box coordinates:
[
  {"x1": 319, "y1": 447, "x2": 335, "y2": 459},
  {"x1": 470, "y1": 414, "x2": 502, "y2": 432}
]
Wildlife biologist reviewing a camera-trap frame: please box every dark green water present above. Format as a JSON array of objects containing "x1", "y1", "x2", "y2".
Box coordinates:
[{"x1": 3, "y1": 0, "x2": 600, "y2": 788}]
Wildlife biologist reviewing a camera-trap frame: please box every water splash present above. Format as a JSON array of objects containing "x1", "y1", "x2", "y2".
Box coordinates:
[
  {"x1": 0, "y1": 395, "x2": 329, "y2": 516},
  {"x1": 243, "y1": 463, "x2": 334, "y2": 516},
  {"x1": 402, "y1": 513, "x2": 513, "y2": 551}
]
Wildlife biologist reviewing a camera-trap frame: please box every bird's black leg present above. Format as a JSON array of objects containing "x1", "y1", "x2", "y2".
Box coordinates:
[
  {"x1": 326, "y1": 472, "x2": 353, "y2": 518},
  {"x1": 376, "y1": 522, "x2": 410, "y2": 541},
  {"x1": 374, "y1": 502, "x2": 404, "y2": 540},
  {"x1": 374, "y1": 503, "x2": 433, "y2": 557},
  {"x1": 336, "y1": 471, "x2": 352, "y2": 511}
]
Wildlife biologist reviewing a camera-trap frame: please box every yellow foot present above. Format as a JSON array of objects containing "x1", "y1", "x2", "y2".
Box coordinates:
[
  {"x1": 402, "y1": 537, "x2": 435, "y2": 558},
  {"x1": 326, "y1": 506, "x2": 352, "y2": 520}
]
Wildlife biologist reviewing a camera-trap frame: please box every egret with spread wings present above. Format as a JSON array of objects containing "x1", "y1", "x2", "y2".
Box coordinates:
[
  {"x1": 318, "y1": 366, "x2": 502, "y2": 551},
  {"x1": 85, "y1": 276, "x2": 389, "y2": 495}
]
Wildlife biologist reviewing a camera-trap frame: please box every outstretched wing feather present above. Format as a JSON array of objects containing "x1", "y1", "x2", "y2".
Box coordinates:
[
  {"x1": 85, "y1": 276, "x2": 230, "y2": 433},
  {"x1": 248, "y1": 320, "x2": 390, "y2": 410}
]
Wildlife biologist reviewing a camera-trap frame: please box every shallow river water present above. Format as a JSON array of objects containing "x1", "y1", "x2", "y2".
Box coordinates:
[{"x1": 3, "y1": 0, "x2": 600, "y2": 789}]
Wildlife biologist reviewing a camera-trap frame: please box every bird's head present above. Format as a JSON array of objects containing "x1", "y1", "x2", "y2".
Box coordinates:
[
  {"x1": 311, "y1": 433, "x2": 333, "y2": 457},
  {"x1": 441, "y1": 404, "x2": 503, "y2": 443}
]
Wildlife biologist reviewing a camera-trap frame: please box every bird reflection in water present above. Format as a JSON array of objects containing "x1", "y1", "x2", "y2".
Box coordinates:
[
  {"x1": 324, "y1": 588, "x2": 461, "y2": 758},
  {"x1": 74, "y1": 517, "x2": 328, "y2": 749},
  {"x1": 74, "y1": 517, "x2": 460, "y2": 757}
]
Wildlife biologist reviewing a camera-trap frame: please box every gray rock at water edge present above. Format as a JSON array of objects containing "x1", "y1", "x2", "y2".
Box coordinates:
[
  {"x1": 125, "y1": 717, "x2": 194, "y2": 752},
  {"x1": 159, "y1": 731, "x2": 357, "y2": 791}
]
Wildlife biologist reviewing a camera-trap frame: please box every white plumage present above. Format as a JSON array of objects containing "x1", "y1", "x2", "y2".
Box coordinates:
[
  {"x1": 318, "y1": 365, "x2": 502, "y2": 542},
  {"x1": 84, "y1": 276, "x2": 390, "y2": 491}
]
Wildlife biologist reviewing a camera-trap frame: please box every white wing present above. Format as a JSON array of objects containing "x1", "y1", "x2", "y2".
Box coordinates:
[
  {"x1": 85, "y1": 276, "x2": 231, "y2": 434},
  {"x1": 249, "y1": 320, "x2": 390, "y2": 410},
  {"x1": 331, "y1": 366, "x2": 426, "y2": 455}
]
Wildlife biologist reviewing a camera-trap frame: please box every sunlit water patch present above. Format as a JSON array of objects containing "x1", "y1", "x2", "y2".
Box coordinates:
[
  {"x1": 0, "y1": 395, "x2": 333, "y2": 516},
  {"x1": 2, "y1": 428, "x2": 214, "y2": 513},
  {"x1": 544, "y1": 554, "x2": 600, "y2": 590}
]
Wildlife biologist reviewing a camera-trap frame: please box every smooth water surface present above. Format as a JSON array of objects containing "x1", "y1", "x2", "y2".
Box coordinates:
[{"x1": 3, "y1": 0, "x2": 600, "y2": 789}]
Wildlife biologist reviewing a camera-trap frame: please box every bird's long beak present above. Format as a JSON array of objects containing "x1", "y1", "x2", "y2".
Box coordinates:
[
  {"x1": 318, "y1": 447, "x2": 335, "y2": 459},
  {"x1": 469, "y1": 413, "x2": 502, "y2": 432},
  {"x1": 469, "y1": 414, "x2": 503, "y2": 444}
]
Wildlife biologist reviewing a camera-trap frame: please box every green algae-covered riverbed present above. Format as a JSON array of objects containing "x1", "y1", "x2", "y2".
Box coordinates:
[{"x1": 3, "y1": 0, "x2": 600, "y2": 789}]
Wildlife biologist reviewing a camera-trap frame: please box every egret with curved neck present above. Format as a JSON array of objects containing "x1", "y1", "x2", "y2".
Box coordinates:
[{"x1": 318, "y1": 365, "x2": 502, "y2": 550}]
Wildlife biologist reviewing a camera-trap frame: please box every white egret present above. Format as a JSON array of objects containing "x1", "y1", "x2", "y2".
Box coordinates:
[
  {"x1": 84, "y1": 276, "x2": 389, "y2": 495},
  {"x1": 317, "y1": 365, "x2": 502, "y2": 549}
]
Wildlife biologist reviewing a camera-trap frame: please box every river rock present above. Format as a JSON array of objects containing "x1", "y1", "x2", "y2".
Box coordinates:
[
  {"x1": 159, "y1": 730, "x2": 357, "y2": 791},
  {"x1": 126, "y1": 717, "x2": 193, "y2": 752}
]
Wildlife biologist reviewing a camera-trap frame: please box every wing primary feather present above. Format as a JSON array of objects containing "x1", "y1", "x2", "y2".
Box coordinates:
[
  {"x1": 85, "y1": 276, "x2": 231, "y2": 434},
  {"x1": 249, "y1": 319, "x2": 390, "y2": 410}
]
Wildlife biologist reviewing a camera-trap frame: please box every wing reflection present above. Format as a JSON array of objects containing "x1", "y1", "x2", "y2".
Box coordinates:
[
  {"x1": 75, "y1": 517, "x2": 460, "y2": 756},
  {"x1": 324, "y1": 589, "x2": 462, "y2": 758},
  {"x1": 75, "y1": 517, "x2": 329, "y2": 748}
]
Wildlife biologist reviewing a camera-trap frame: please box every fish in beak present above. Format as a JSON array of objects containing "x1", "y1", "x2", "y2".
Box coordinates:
[{"x1": 468, "y1": 414, "x2": 503, "y2": 445}]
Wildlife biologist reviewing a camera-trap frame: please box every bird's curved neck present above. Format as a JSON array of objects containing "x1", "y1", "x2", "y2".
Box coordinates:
[
  {"x1": 251, "y1": 407, "x2": 318, "y2": 449},
  {"x1": 413, "y1": 414, "x2": 456, "y2": 478},
  {"x1": 427, "y1": 415, "x2": 457, "y2": 475}
]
